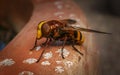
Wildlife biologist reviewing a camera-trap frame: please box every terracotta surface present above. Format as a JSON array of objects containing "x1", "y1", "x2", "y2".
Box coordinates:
[{"x1": 0, "y1": 0, "x2": 98, "y2": 75}]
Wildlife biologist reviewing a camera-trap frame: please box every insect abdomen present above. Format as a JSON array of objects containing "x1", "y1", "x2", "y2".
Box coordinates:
[{"x1": 74, "y1": 31, "x2": 84, "y2": 44}]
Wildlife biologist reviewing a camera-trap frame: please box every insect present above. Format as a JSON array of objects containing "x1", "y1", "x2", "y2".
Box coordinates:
[{"x1": 31, "y1": 19, "x2": 111, "y2": 63}]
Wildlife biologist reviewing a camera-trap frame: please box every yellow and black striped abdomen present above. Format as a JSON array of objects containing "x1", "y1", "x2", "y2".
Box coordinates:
[{"x1": 74, "y1": 31, "x2": 84, "y2": 44}]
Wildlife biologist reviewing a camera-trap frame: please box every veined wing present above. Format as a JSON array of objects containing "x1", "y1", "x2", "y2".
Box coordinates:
[{"x1": 62, "y1": 26, "x2": 111, "y2": 34}]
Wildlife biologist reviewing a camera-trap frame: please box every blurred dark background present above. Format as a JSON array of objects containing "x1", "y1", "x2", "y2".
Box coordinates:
[
  {"x1": 0, "y1": 0, "x2": 120, "y2": 75},
  {"x1": 0, "y1": 0, "x2": 33, "y2": 50},
  {"x1": 75, "y1": 0, "x2": 120, "y2": 75}
]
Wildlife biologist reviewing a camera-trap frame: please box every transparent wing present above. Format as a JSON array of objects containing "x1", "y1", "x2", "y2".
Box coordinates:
[
  {"x1": 62, "y1": 26, "x2": 111, "y2": 34},
  {"x1": 60, "y1": 19, "x2": 111, "y2": 34}
]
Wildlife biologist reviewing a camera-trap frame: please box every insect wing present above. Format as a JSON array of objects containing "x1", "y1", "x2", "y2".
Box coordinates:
[
  {"x1": 74, "y1": 27, "x2": 111, "y2": 34},
  {"x1": 60, "y1": 19, "x2": 76, "y2": 24},
  {"x1": 62, "y1": 26, "x2": 111, "y2": 34}
]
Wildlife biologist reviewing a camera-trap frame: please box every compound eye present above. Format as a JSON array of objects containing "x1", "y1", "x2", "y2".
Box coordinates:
[{"x1": 42, "y1": 23, "x2": 50, "y2": 33}]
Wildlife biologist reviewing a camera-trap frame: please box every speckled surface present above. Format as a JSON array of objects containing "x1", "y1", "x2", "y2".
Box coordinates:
[
  {"x1": 0, "y1": 0, "x2": 89, "y2": 75},
  {"x1": 0, "y1": 0, "x2": 119, "y2": 75}
]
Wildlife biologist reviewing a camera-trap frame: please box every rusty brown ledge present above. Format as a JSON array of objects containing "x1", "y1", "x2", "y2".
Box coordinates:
[{"x1": 0, "y1": 0, "x2": 98, "y2": 75}]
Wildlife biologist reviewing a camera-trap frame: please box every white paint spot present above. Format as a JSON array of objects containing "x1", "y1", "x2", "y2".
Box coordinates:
[
  {"x1": 56, "y1": 61, "x2": 62, "y2": 64},
  {"x1": 55, "y1": 2, "x2": 63, "y2": 9},
  {"x1": 54, "y1": 1, "x2": 63, "y2": 9},
  {"x1": 57, "y1": 5, "x2": 63, "y2": 9},
  {"x1": 23, "y1": 58, "x2": 37, "y2": 64},
  {"x1": 54, "y1": 1, "x2": 62, "y2": 5},
  {"x1": 58, "y1": 15, "x2": 63, "y2": 19},
  {"x1": 43, "y1": 51, "x2": 53, "y2": 59},
  {"x1": 56, "y1": 48, "x2": 70, "y2": 57},
  {"x1": 41, "y1": 61, "x2": 51, "y2": 66},
  {"x1": 18, "y1": 71, "x2": 34, "y2": 75},
  {"x1": 69, "y1": 13, "x2": 76, "y2": 18},
  {"x1": 55, "y1": 66, "x2": 64, "y2": 73},
  {"x1": 69, "y1": 13, "x2": 81, "y2": 21},
  {"x1": 35, "y1": 46, "x2": 41, "y2": 51},
  {"x1": 54, "y1": 12, "x2": 64, "y2": 16},
  {"x1": 64, "y1": 61, "x2": 73, "y2": 68},
  {"x1": 0, "y1": 58, "x2": 15, "y2": 66}
]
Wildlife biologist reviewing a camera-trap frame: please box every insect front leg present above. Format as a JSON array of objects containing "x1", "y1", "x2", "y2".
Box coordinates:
[
  {"x1": 36, "y1": 38, "x2": 52, "y2": 63},
  {"x1": 36, "y1": 42, "x2": 49, "y2": 63},
  {"x1": 42, "y1": 37, "x2": 52, "y2": 46},
  {"x1": 30, "y1": 38, "x2": 38, "y2": 51},
  {"x1": 61, "y1": 36, "x2": 67, "y2": 59},
  {"x1": 36, "y1": 47, "x2": 46, "y2": 63},
  {"x1": 41, "y1": 38, "x2": 49, "y2": 46},
  {"x1": 72, "y1": 40, "x2": 83, "y2": 56}
]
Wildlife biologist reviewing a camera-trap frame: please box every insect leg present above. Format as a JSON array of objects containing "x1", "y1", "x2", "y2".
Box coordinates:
[
  {"x1": 36, "y1": 49, "x2": 45, "y2": 63},
  {"x1": 72, "y1": 41, "x2": 83, "y2": 56},
  {"x1": 30, "y1": 38, "x2": 38, "y2": 51},
  {"x1": 36, "y1": 38, "x2": 52, "y2": 63},
  {"x1": 41, "y1": 38, "x2": 49, "y2": 46},
  {"x1": 36, "y1": 44, "x2": 48, "y2": 63},
  {"x1": 61, "y1": 37, "x2": 67, "y2": 59}
]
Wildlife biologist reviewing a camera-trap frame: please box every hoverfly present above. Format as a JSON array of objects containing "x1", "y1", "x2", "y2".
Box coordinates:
[{"x1": 31, "y1": 19, "x2": 111, "y2": 63}]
